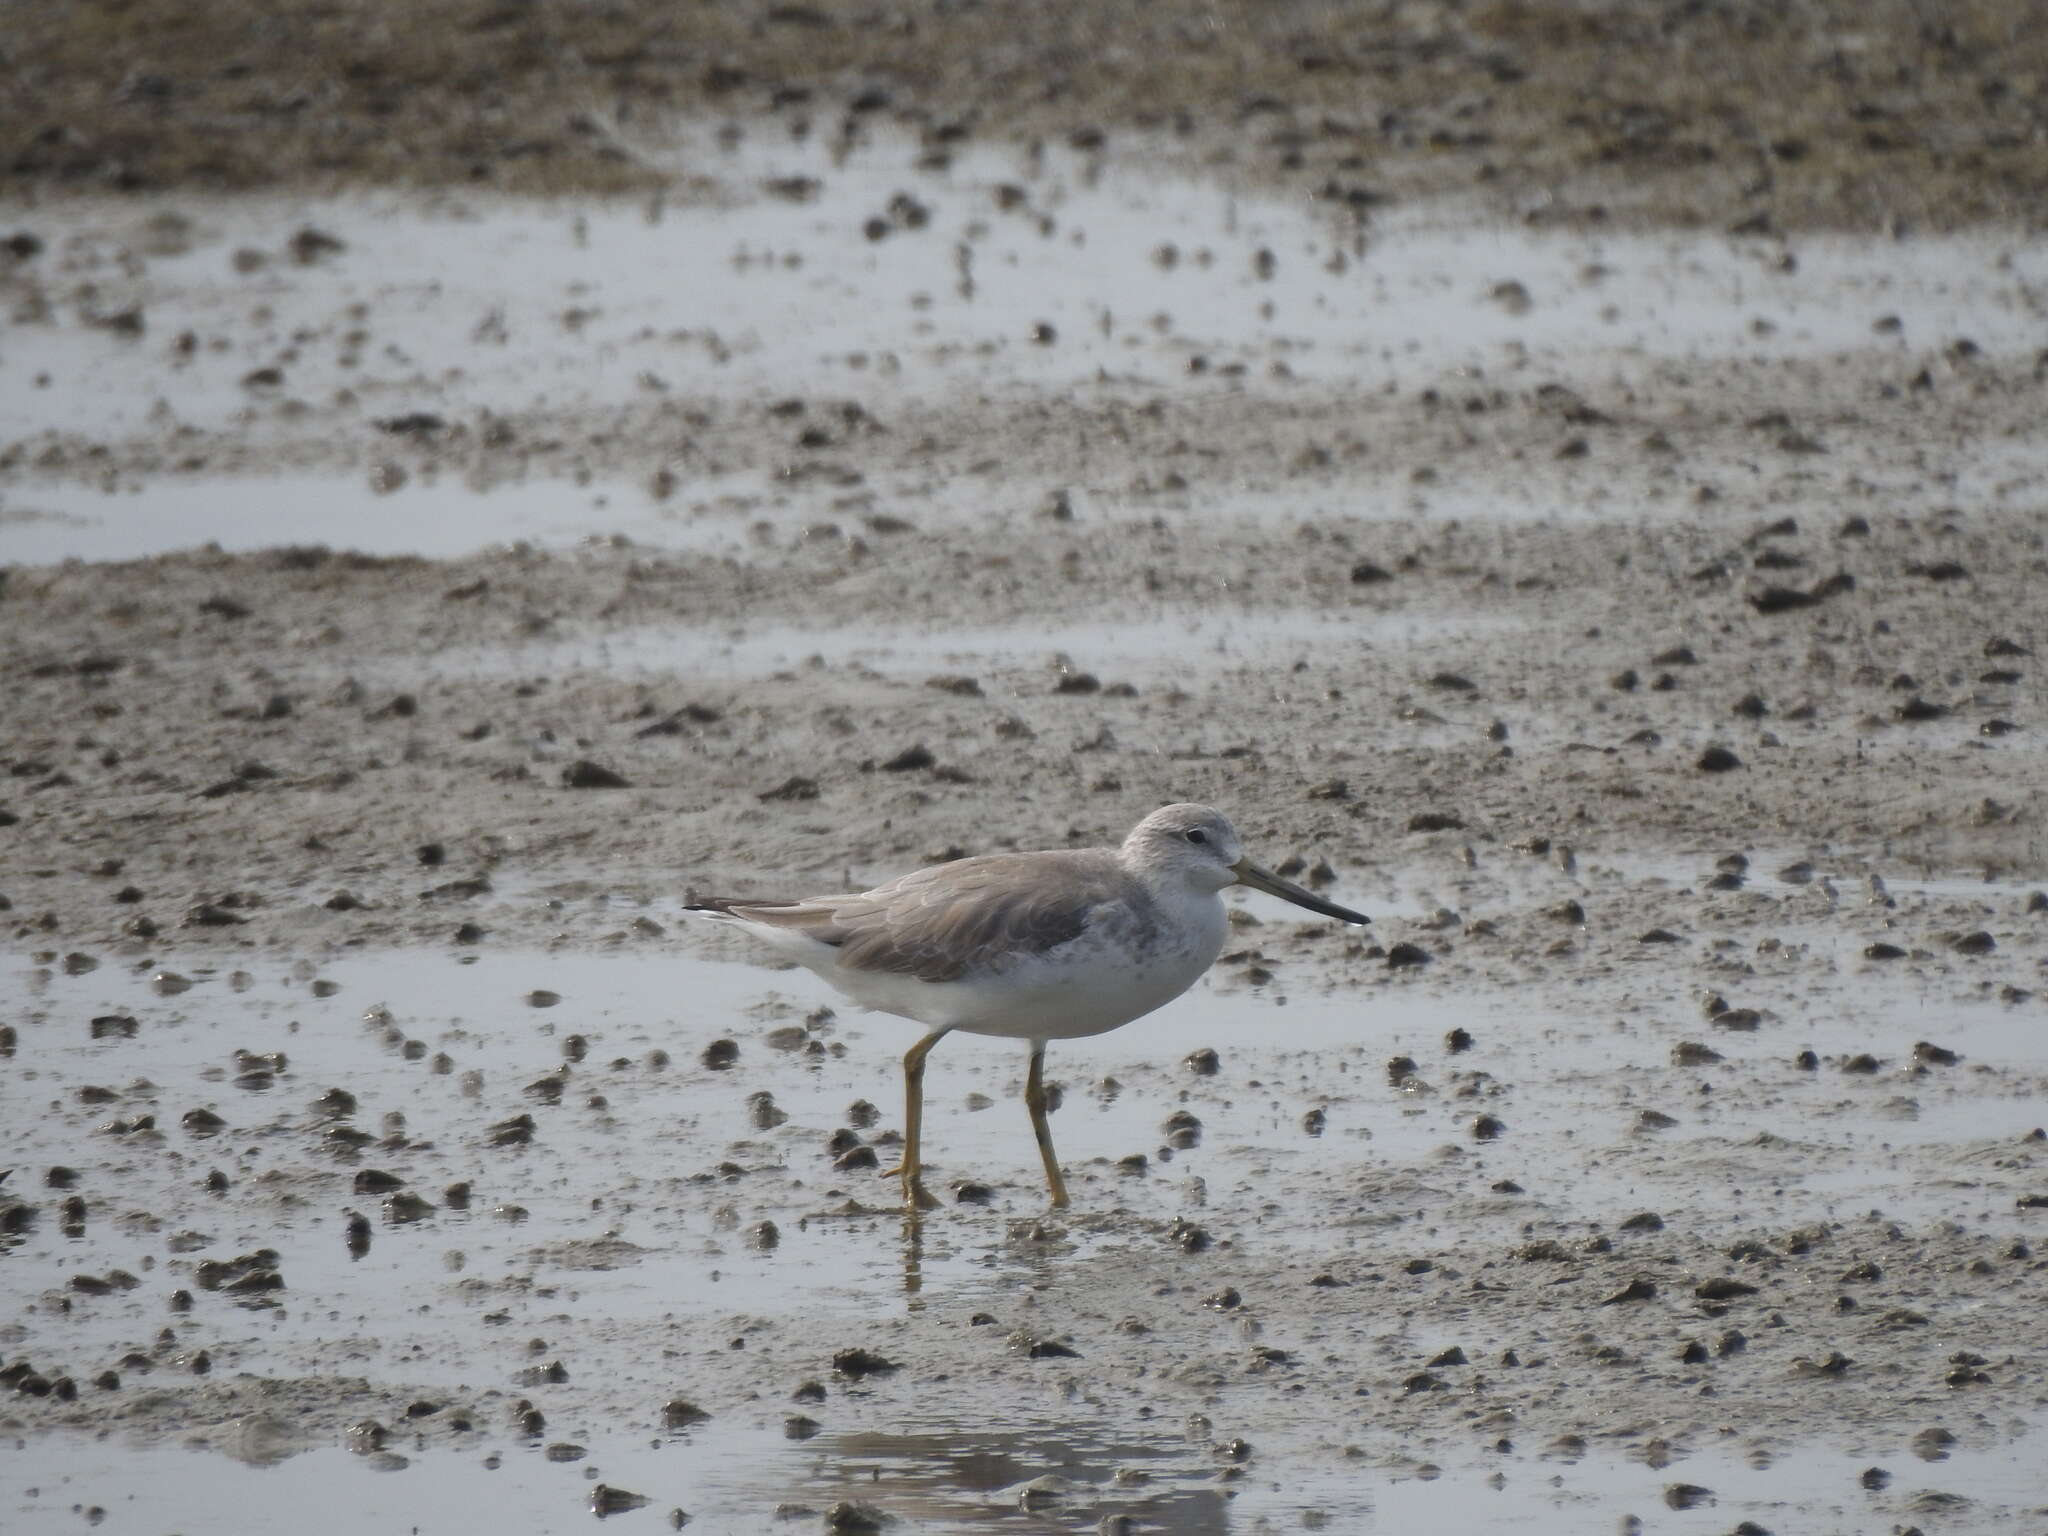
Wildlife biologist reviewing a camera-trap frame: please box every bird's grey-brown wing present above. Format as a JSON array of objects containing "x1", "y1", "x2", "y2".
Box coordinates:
[{"x1": 696, "y1": 850, "x2": 1132, "y2": 983}]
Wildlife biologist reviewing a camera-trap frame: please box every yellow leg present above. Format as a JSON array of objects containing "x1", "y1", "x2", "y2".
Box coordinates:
[
  {"x1": 887, "y1": 1031, "x2": 947, "y2": 1211},
  {"x1": 1025, "y1": 1041, "x2": 1070, "y2": 1208}
]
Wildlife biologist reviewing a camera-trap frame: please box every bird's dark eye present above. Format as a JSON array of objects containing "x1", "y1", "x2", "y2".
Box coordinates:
[{"x1": 1184, "y1": 828, "x2": 1208, "y2": 845}]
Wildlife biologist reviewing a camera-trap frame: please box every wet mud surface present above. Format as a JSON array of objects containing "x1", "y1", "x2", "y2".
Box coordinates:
[
  {"x1": 12, "y1": 1, "x2": 2048, "y2": 233},
  {"x1": 5, "y1": 917, "x2": 2048, "y2": 1532},
  {"x1": 5, "y1": 22, "x2": 2048, "y2": 1535}
]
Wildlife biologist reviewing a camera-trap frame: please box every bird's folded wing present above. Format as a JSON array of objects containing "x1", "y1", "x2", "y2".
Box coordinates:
[{"x1": 739, "y1": 852, "x2": 1124, "y2": 983}]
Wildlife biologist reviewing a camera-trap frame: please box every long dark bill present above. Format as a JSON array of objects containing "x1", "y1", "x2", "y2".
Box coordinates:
[{"x1": 1233, "y1": 860, "x2": 1371, "y2": 925}]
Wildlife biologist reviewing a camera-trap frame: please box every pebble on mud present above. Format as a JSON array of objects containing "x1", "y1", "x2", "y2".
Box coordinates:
[
  {"x1": 831, "y1": 1347, "x2": 900, "y2": 1381},
  {"x1": 823, "y1": 1501, "x2": 885, "y2": 1532},
  {"x1": 346, "y1": 1419, "x2": 389, "y2": 1453},
  {"x1": 661, "y1": 1398, "x2": 711, "y2": 1429},
  {"x1": 561, "y1": 760, "x2": 632, "y2": 789},
  {"x1": 591, "y1": 1485, "x2": 649, "y2": 1517},
  {"x1": 382, "y1": 1191, "x2": 435, "y2": 1223},
  {"x1": 1695, "y1": 1277, "x2": 1760, "y2": 1300},
  {"x1": 1601, "y1": 1279, "x2": 1657, "y2": 1304}
]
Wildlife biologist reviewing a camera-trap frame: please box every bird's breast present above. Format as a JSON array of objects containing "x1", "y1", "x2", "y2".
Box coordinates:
[{"x1": 943, "y1": 890, "x2": 1226, "y2": 1041}]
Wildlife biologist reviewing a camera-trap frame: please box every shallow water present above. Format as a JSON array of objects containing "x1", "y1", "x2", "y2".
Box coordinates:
[
  {"x1": 9, "y1": 1400, "x2": 2045, "y2": 1533},
  {"x1": 330, "y1": 607, "x2": 1522, "y2": 693},
  {"x1": 5, "y1": 115, "x2": 2047, "y2": 1535},
  {"x1": 6, "y1": 122, "x2": 2047, "y2": 564},
  {"x1": 0, "y1": 471, "x2": 676, "y2": 565},
  {"x1": 7, "y1": 917, "x2": 2042, "y2": 1337},
  {"x1": 6, "y1": 851, "x2": 2046, "y2": 1532}
]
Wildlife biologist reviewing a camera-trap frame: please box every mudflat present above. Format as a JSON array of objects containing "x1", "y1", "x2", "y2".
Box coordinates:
[{"x1": 3, "y1": 4, "x2": 2046, "y2": 1531}]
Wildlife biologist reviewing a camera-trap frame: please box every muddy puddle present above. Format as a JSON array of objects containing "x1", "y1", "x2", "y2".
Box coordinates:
[
  {"x1": 11, "y1": 1416, "x2": 2047, "y2": 1534},
  {"x1": 333, "y1": 609, "x2": 1522, "y2": 699},
  {"x1": 0, "y1": 471, "x2": 667, "y2": 566},
  {"x1": 7, "y1": 871, "x2": 2047, "y2": 1532},
  {"x1": 6, "y1": 77, "x2": 2048, "y2": 1536},
  {"x1": 7, "y1": 121, "x2": 2048, "y2": 564}
]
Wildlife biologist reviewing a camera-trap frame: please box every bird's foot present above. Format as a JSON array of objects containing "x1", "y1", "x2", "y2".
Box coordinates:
[{"x1": 880, "y1": 1163, "x2": 941, "y2": 1211}]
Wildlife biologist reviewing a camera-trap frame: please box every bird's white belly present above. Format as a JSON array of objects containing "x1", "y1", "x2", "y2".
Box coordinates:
[{"x1": 817, "y1": 906, "x2": 1226, "y2": 1041}]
